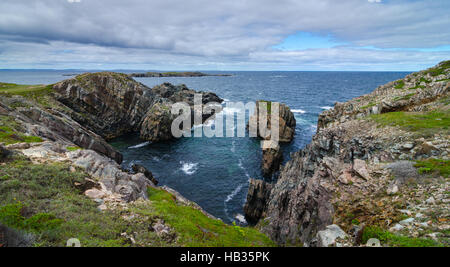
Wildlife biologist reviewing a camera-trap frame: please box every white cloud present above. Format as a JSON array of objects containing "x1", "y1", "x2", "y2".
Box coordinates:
[{"x1": 0, "y1": 0, "x2": 448, "y2": 70}]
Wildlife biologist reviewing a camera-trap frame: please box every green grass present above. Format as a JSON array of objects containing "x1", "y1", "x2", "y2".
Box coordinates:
[
  {"x1": 0, "y1": 82, "x2": 55, "y2": 108},
  {"x1": 414, "y1": 159, "x2": 449, "y2": 178},
  {"x1": 66, "y1": 146, "x2": 81, "y2": 152},
  {"x1": 0, "y1": 115, "x2": 43, "y2": 145},
  {"x1": 0, "y1": 154, "x2": 274, "y2": 247},
  {"x1": 394, "y1": 80, "x2": 405, "y2": 89},
  {"x1": 393, "y1": 93, "x2": 415, "y2": 102},
  {"x1": 0, "y1": 156, "x2": 158, "y2": 247},
  {"x1": 423, "y1": 60, "x2": 450, "y2": 77},
  {"x1": 369, "y1": 110, "x2": 450, "y2": 136},
  {"x1": 139, "y1": 187, "x2": 275, "y2": 247},
  {"x1": 0, "y1": 82, "x2": 52, "y2": 95},
  {"x1": 361, "y1": 102, "x2": 377, "y2": 110},
  {"x1": 362, "y1": 226, "x2": 443, "y2": 247},
  {"x1": 419, "y1": 77, "x2": 432, "y2": 84}
]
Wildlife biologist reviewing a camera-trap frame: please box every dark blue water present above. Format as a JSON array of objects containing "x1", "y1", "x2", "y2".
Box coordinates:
[{"x1": 0, "y1": 70, "x2": 410, "y2": 224}]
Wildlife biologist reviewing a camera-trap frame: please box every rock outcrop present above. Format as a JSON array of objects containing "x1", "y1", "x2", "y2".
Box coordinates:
[
  {"x1": 261, "y1": 141, "x2": 283, "y2": 178},
  {"x1": 244, "y1": 179, "x2": 273, "y2": 225},
  {"x1": 249, "y1": 101, "x2": 296, "y2": 143},
  {"x1": 53, "y1": 73, "x2": 223, "y2": 143},
  {"x1": 245, "y1": 61, "x2": 450, "y2": 247}
]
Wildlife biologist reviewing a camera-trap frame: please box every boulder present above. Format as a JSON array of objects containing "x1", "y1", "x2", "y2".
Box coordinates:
[
  {"x1": 317, "y1": 224, "x2": 348, "y2": 247},
  {"x1": 131, "y1": 163, "x2": 159, "y2": 185}
]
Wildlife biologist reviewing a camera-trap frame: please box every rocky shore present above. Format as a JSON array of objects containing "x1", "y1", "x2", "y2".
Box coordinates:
[
  {"x1": 245, "y1": 61, "x2": 449, "y2": 247},
  {"x1": 0, "y1": 73, "x2": 274, "y2": 247}
]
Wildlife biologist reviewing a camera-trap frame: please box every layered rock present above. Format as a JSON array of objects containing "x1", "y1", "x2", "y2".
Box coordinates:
[
  {"x1": 53, "y1": 74, "x2": 223, "y2": 143},
  {"x1": 243, "y1": 179, "x2": 273, "y2": 225},
  {"x1": 249, "y1": 101, "x2": 296, "y2": 143},
  {"x1": 245, "y1": 61, "x2": 450, "y2": 246},
  {"x1": 261, "y1": 140, "x2": 283, "y2": 178}
]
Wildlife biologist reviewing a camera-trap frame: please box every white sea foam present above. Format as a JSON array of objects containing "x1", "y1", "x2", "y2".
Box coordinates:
[
  {"x1": 128, "y1": 141, "x2": 150, "y2": 149},
  {"x1": 320, "y1": 106, "x2": 333, "y2": 110},
  {"x1": 291, "y1": 109, "x2": 306, "y2": 114},
  {"x1": 180, "y1": 161, "x2": 199, "y2": 175},
  {"x1": 235, "y1": 214, "x2": 247, "y2": 224},
  {"x1": 225, "y1": 184, "x2": 244, "y2": 203}
]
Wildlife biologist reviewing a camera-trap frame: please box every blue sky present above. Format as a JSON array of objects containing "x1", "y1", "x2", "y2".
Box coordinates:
[{"x1": 0, "y1": 0, "x2": 449, "y2": 71}]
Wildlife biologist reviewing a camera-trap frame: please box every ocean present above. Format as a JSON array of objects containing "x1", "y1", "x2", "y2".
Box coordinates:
[{"x1": 0, "y1": 70, "x2": 410, "y2": 224}]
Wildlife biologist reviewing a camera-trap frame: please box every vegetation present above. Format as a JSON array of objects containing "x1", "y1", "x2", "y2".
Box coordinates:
[
  {"x1": 0, "y1": 153, "x2": 273, "y2": 247},
  {"x1": 136, "y1": 187, "x2": 275, "y2": 247},
  {"x1": 361, "y1": 101, "x2": 377, "y2": 110},
  {"x1": 66, "y1": 146, "x2": 81, "y2": 152},
  {"x1": 258, "y1": 100, "x2": 272, "y2": 114},
  {"x1": 423, "y1": 60, "x2": 450, "y2": 77},
  {"x1": 0, "y1": 82, "x2": 56, "y2": 108},
  {"x1": 362, "y1": 226, "x2": 443, "y2": 247},
  {"x1": 369, "y1": 110, "x2": 450, "y2": 136},
  {"x1": 415, "y1": 159, "x2": 449, "y2": 178},
  {"x1": 393, "y1": 93, "x2": 415, "y2": 102},
  {"x1": 394, "y1": 80, "x2": 405, "y2": 89},
  {"x1": 0, "y1": 115, "x2": 43, "y2": 145}
]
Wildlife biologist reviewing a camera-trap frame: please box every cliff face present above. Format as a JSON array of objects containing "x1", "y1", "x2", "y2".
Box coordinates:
[
  {"x1": 53, "y1": 73, "x2": 223, "y2": 142},
  {"x1": 247, "y1": 61, "x2": 450, "y2": 247}
]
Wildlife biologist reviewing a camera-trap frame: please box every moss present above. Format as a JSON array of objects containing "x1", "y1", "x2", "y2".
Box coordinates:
[
  {"x1": 369, "y1": 110, "x2": 449, "y2": 136},
  {"x1": 139, "y1": 187, "x2": 275, "y2": 247},
  {"x1": 394, "y1": 80, "x2": 405, "y2": 89},
  {"x1": 414, "y1": 159, "x2": 449, "y2": 178},
  {"x1": 0, "y1": 115, "x2": 43, "y2": 145},
  {"x1": 362, "y1": 226, "x2": 443, "y2": 247}
]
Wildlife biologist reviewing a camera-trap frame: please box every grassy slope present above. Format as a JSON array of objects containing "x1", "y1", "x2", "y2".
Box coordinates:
[{"x1": 0, "y1": 154, "x2": 274, "y2": 247}]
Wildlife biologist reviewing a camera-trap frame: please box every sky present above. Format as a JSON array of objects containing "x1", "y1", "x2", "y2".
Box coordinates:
[{"x1": 0, "y1": 0, "x2": 449, "y2": 71}]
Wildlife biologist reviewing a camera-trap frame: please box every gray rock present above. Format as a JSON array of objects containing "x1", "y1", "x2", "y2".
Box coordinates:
[
  {"x1": 399, "y1": 218, "x2": 415, "y2": 226},
  {"x1": 317, "y1": 225, "x2": 348, "y2": 247}
]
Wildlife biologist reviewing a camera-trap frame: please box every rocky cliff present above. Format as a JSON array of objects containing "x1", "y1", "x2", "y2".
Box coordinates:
[{"x1": 245, "y1": 61, "x2": 450, "y2": 247}]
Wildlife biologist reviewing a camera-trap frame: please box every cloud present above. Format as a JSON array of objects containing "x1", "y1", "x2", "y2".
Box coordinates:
[{"x1": 0, "y1": 0, "x2": 448, "y2": 70}]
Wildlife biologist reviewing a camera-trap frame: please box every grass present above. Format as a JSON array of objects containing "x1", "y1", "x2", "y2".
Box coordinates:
[
  {"x1": 362, "y1": 226, "x2": 443, "y2": 247},
  {"x1": 394, "y1": 80, "x2": 405, "y2": 89},
  {"x1": 414, "y1": 159, "x2": 449, "y2": 178},
  {"x1": 0, "y1": 156, "x2": 159, "y2": 247},
  {"x1": 369, "y1": 110, "x2": 450, "y2": 136},
  {"x1": 392, "y1": 93, "x2": 415, "y2": 102},
  {"x1": 423, "y1": 60, "x2": 450, "y2": 77},
  {"x1": 138, "y1": 187, "x2": 275, "y2": 247},
  {"x1": 361, "y1": 102, "x2": 377, "y2": 110},
  {"x1": 0, "y1": 82, "x2": 53, "y2": 96},
  {"x1": 0, "y1": 82, "x2": 55, "y2": 108},
  {"x1": 0, "y1": 154, "x2": 274, "y2": 247},
  {"x1": 66, "y1": 146, "x2": 81, "y2": 152},
  {"x1": 0, "y1": 115, "x2": 43, "y2": 145}
]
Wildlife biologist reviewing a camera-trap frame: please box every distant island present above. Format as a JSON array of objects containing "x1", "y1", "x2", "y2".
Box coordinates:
[{"x1": 129, "y1": 71, "x2": 232, "y2": 78}]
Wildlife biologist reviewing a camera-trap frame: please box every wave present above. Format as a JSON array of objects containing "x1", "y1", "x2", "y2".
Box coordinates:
[
  {"x1": 180, "y1": 161, "x2": 199, "y2": 175},
  {"x1": 320, "y1": 106, "x2": 333, "y2": 110},
  {"x1": 291, "y1": 109, "x2": 306, "y2": 114},
  {"x1": 128, "y1": 141, "x2": 150, "y2": 149},
  {"x1": 225, "y1": 184, "x2": 244, "y2": 203}
]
